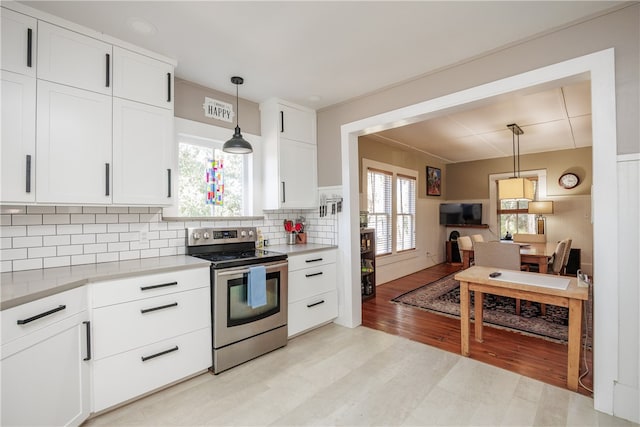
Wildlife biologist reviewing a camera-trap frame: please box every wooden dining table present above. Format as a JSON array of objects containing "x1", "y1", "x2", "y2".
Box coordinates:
[{"x1": 460, "y1": 241, "x2": 557, "y2": 273}]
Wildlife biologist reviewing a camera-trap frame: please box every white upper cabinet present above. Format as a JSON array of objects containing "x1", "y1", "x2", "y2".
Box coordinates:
[
  {"x1": 279, "y1": 103, "x2": 316, "y2": 144},
  {"x1": 112, "y1": 46, "x2": 174, "y2": 109},
  {"x1": 261, "y1": 98, "x2": 318, "y2": 210},
  {"x1": 37, "y1": 21, "x2": 112, "y2": 95},
  {"x1": 1, "y1": 71, "x2": 36, "y2": 203},
  {"x1": 36, "y1": 80, "x2": 112, "y2": 204},
  {"x1": 1, "y1": 8, "x2": 37, "y2": 76},
  {"x1": 113, "y1": 98, "x2": 174, "y2": 205}
]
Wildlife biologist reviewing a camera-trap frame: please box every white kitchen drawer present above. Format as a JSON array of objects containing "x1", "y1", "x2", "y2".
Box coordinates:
[
  {"x1": 91, "y1": 267, "x2": 209, "y2": 308},
  {"x1": 288, "y1": 249, "x2": 337, "y2": 272},
  {"x1": 92, "y1": 326, "x2": 211, "y2": 413},
  {"x1": 287, "y1": 289, "x2": 338, "y2": 338},
  {"x1": 288, "y1": 262, "x2": 336, "y2": 303},
  {"x1": 92, "y1": 286, "x2": 210, "y2": 360},
  {"x1": 1, "y1": 286, "x2": 87, "y2": 345}
]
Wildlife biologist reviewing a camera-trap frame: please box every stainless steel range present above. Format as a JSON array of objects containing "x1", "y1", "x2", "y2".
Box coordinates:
[{"x1": 186, "y1": 227, "x2": 288, "y2": 374}]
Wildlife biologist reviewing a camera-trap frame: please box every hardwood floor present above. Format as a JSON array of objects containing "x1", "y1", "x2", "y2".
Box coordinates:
[{"x1": 362, "y1": 263, "x2": 594, "y2": 397}]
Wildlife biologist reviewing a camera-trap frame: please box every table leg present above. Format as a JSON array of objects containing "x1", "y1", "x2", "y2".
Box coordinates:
[
  {"x1": 463, "y1": 251, "x2": 471, "y2": 269},
  {"x1": 538, "y1": 259, "x2": 548, "y2": 274},
  {"x1": 460, "y1": 281, "x2": 470, "y2": 357},
  {"x1": 474, "y1": 291, "x2": 484, "y2": 342},
  {"x1": 567, "y1": 298, "x2": 583, "y2": 391}
]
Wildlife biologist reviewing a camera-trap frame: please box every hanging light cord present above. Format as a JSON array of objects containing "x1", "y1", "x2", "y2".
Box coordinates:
[{"x1": 235, "y1": 82, "x2": 239, "y2": 128}]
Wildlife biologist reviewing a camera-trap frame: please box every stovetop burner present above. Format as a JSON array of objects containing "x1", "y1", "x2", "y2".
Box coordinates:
[{"x1": 186, "y1": 227, "x2": 287, "y2": 269}]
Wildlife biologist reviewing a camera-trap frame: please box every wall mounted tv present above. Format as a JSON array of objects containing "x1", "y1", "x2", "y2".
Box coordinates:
[{"x1": 439, "y1": 203, "x2": 483, "y2": 225}]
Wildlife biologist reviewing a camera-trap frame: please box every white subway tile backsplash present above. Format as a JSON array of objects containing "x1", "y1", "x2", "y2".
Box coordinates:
[
  {"x1": 83, "y1": 206, "x2": 107, "y2": 214},
  {"x1": 95, "y1": 214, "x2": 119, "y2": 223},
  {"x1": 13, "y1": 236, "x2": 43, "y2": 248},
  {"x1": 97, "y1": 252, "x2": 119, "y2": 263},
  {"x1": 27, "y1": 206, "x2": 56, "y2": 214},
  {"x1": 43, "y1": 235, "x2": 71, "y2": 246},
  {"x1": 43, "y1": 214, "x2": 71, "y2": 225},
  {"x1": 57, "y1": 245, "x2": 84, "y2": 256},
  {"x1": 44, "y1": 256, "x2": 71, "y2": 268},
  {"x1": 27, "y1": 225, "x2": 57, "y2": 236},
  {"x1": 1, "y1": 260, "x2": 12, "y2": 272},
  {"x1": 13, "y1": 214, "x2": 42, "y2": 225},
  {"x1": 0, "y1": 206, "x2": 334, "y2": 272},
  {"x1": 83, "y1": 224, "x2": 107, "y2": 234},
  {"x1": 96, "y1": 233, "x2": 119, "y2": 243},
  {"x1": 71, "y1": 234, "x2": 96, "y2": 245},
  {"x1": 71, "y1": 254, "x2": 95, "y2": 265},
  {"x1": 57, "y1": 224, "x2": 83, "y2": 235},
  {"x1": 28, "y1": 246, "x2": 57, "y2": 258},
  {"x1": 84, "y1": 243, "x2": 108, "y2": 254},
  {"x1": 1, "y1": 226, "x2": 26, "y2": 237},
  {"x1": 107, "y1": 224, "x2": 129, "y2": 233},
  {"x1": 56, "y1": 206, "x2": 82, "y2": 214},
  {"x1": 13, "y1": 258, "x2": 43, "y2": 271},
  {"x1": 108, "y1": 242, "x2": 129, "y2": 252}
]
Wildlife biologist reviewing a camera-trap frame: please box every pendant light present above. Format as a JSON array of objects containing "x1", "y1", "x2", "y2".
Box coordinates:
[
  {"x1": 498, "y1": 123, "x2": 534, "y2": 201},
  {"x1": 223, "y1": 76, "x2": 253, "y2": 154}
]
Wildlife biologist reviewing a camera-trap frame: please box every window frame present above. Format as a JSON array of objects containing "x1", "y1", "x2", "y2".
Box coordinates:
[{"x1": 362, "y1": 158, "x2": 418, "y2": 258}]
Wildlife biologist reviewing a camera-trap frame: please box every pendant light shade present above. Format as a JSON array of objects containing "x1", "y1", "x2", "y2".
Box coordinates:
[
  {"x1": 223, "y1": 76, "x2": 253, "y2": 154},
  {"x1": 497, "y1": 123, "x2": 534, "y2": 201}
]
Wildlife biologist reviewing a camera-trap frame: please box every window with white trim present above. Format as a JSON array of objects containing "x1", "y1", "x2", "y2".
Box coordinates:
[
  {"x1": 364, "y1": 160, "x2": 417, "y2": 256},
  {"x1": 497, "y1": 178, "x2": 538, "y2": 236}
]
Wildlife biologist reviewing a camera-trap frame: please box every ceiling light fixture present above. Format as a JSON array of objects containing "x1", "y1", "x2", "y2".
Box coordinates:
[
  {"x1": 223, "y1": 76, "x2": 253, "y2": 154},
  {"x1": 498, "y1": 123, "x2": 534, "y2": 201}
]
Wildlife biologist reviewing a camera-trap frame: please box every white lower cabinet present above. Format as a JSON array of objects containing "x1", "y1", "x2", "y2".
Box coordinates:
[
  {"x1": 90, "y1": 267, "x2": 211, "y2": 413},
  {"x1": 287, "y1": 249, "x2": 338, "y2": 337},
  {"x1": 0, "y1": 287, "x2": 90, "y2": 427}
]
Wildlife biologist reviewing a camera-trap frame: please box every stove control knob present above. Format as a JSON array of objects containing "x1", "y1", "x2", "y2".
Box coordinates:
[
  {"x1": 240, "y1": 231, "x2": 247, "y2": 238},
  {"x1": 192, "y1": 232, "x2": 201, "y2": 240},
  {"x1": 248, "y1": 230, "x2": 254, "y2": 237},
  {"x1": 203, "y1": 232, "x2": 210, "y2": 240}
]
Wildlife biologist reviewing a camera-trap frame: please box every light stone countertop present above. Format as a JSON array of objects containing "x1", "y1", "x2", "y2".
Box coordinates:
[
  {"x1": 0, "y1": 256, "x2": 211, "y2": 311},
  {"x1": 265, "y1": 243, "x2": 337, "y2": 256}
]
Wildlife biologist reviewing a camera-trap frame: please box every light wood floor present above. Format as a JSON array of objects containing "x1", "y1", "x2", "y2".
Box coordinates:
[{"x1": 361, "y1": 263, "x2": 594, "y2": 396}]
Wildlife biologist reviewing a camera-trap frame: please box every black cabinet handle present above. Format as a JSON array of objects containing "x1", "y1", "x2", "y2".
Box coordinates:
[
  {"x1": 17, "y1": 305, "x2": 66, "y2": 325},
  {"x1": 27, "y1": 28, "x2": 33, "y2": 68},
  {"x1": 305, "y1": 258, "x2": 323, "y2": 263},
  {"x1": 167, "y1": 168, "x2": 172, "y2": 197},
  {"x1": 305, "y1": 272, "x2": 323, "y2": 278},
  {"x1": 25, "y1": 155, "x2": 31, "y2": 193},
  {"x1": 105, "y1": 53, "x2": 110, "y2": 87},
  {"x1": 141, "y1": 345, "x2": 179, "y2": 362},
  {"x1": 83, "y1": 321, "x2": 92, "y2": 361},
  {"x1": 307, "y1": 300, "x2": 325, "y2": 308},
  {"x1": 280, "y1": 111, "x2": 284, "y2": 133},
  {"x1": 140, "y1": 281, "x2": 177, "y2": 291},
  {"x1": 140, "y1": 302, "x2": 178, "y2": 314},
  {"x1": 281, "y1": 182, "x2": 286, "y2": 203},
  {"x1": 105, "y1": 163, "x2": 110, "y2": 196},
  {"x1": 167, "y1": 72, "x2": 171, "y2": 102}
]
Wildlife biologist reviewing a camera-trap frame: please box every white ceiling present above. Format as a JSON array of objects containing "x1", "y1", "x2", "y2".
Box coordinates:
[{"x1": 19, "y1": 1, "x2": 617, "y2": 161}]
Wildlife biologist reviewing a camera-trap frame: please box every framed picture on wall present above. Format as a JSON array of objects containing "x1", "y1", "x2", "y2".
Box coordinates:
[{"x1": 427, "y1": 166, "x2": 441, "y2": 196}]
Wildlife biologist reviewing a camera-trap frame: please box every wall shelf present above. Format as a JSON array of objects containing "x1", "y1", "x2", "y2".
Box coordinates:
[{"x1": 445, "y1": 224, "x2": 490, "y2": 229}]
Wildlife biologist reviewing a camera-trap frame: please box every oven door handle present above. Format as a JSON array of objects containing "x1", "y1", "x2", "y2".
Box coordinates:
[{"x1": 215, "y1": 261, "x2": 289, "y2": 277}]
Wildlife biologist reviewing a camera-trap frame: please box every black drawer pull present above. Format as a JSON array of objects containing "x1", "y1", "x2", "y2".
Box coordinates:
[
  {"x1": 280, "y1": 110, "x2": 284, "y2": 133},
  {"x1": 27, "y1": 28, "x2": 33, "y2": 67},
  {"x1": 305, "y1": 258, "x2": 323, "y2": 263},
  {"x1": 307, "y1": 300, "x2": 325, "y2": 308},
  {"x1": 141, "y1": 345, "x2": 179, "y2": 362},
  {"x1": 17, "y1": 305, "x2": 66, "y2": 325},
  {"x1": 140, "y1": 302, "x2": 178, "y2": 314},
  {"x1": 305, "y1": 272, "x2": 323, "y2": 278},
  {"x1": 83, "y1": 321, "x2": 92, "y2": 361},
  {"x1": 105, "y1": 53, "x2": 110, "y2": 87},
  {"x1": 167, "y1": 168, "x2": 172, "y2": 197},
  {"x1": 26, "y1": 154, "x2": 31, "y2": 193},
  {"x1": 167, "y1": 72, "x2": 171, "y2": 102},
  {"x1": 140, "y1": 281, "x2": 178, "y2": 291},
  {"x1": 105, "y1": 163, "x2": 110, "y2": 196}
]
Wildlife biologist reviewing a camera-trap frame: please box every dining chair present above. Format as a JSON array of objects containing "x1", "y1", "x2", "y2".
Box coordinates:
[
  {"x1": 457, "y1": 236, "x2": 473, "y2": 266},
  {"x1": 548, "y1": 239, "x2": 569, "y2": 275},
  {"x1": 474, "y1": 241, "x2": 528, "y2": 315},
  {"x1": 471, "y1": 234, "x2": 484, "y2": 244}
]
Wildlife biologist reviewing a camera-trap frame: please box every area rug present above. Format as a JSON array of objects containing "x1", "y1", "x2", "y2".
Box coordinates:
[{"x1": 392, "y1": 272, "x2": 576, "y2": 343}]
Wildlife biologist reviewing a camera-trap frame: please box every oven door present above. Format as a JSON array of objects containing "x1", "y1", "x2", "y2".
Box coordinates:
[{"x1": 212, "y1": 260, "x2": 288, "y2": 349}]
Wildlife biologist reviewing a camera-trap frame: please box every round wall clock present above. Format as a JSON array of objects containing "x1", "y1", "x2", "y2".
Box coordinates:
[{"x1": 559, "y1": 173, "x2": 580, "y2": 189}]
